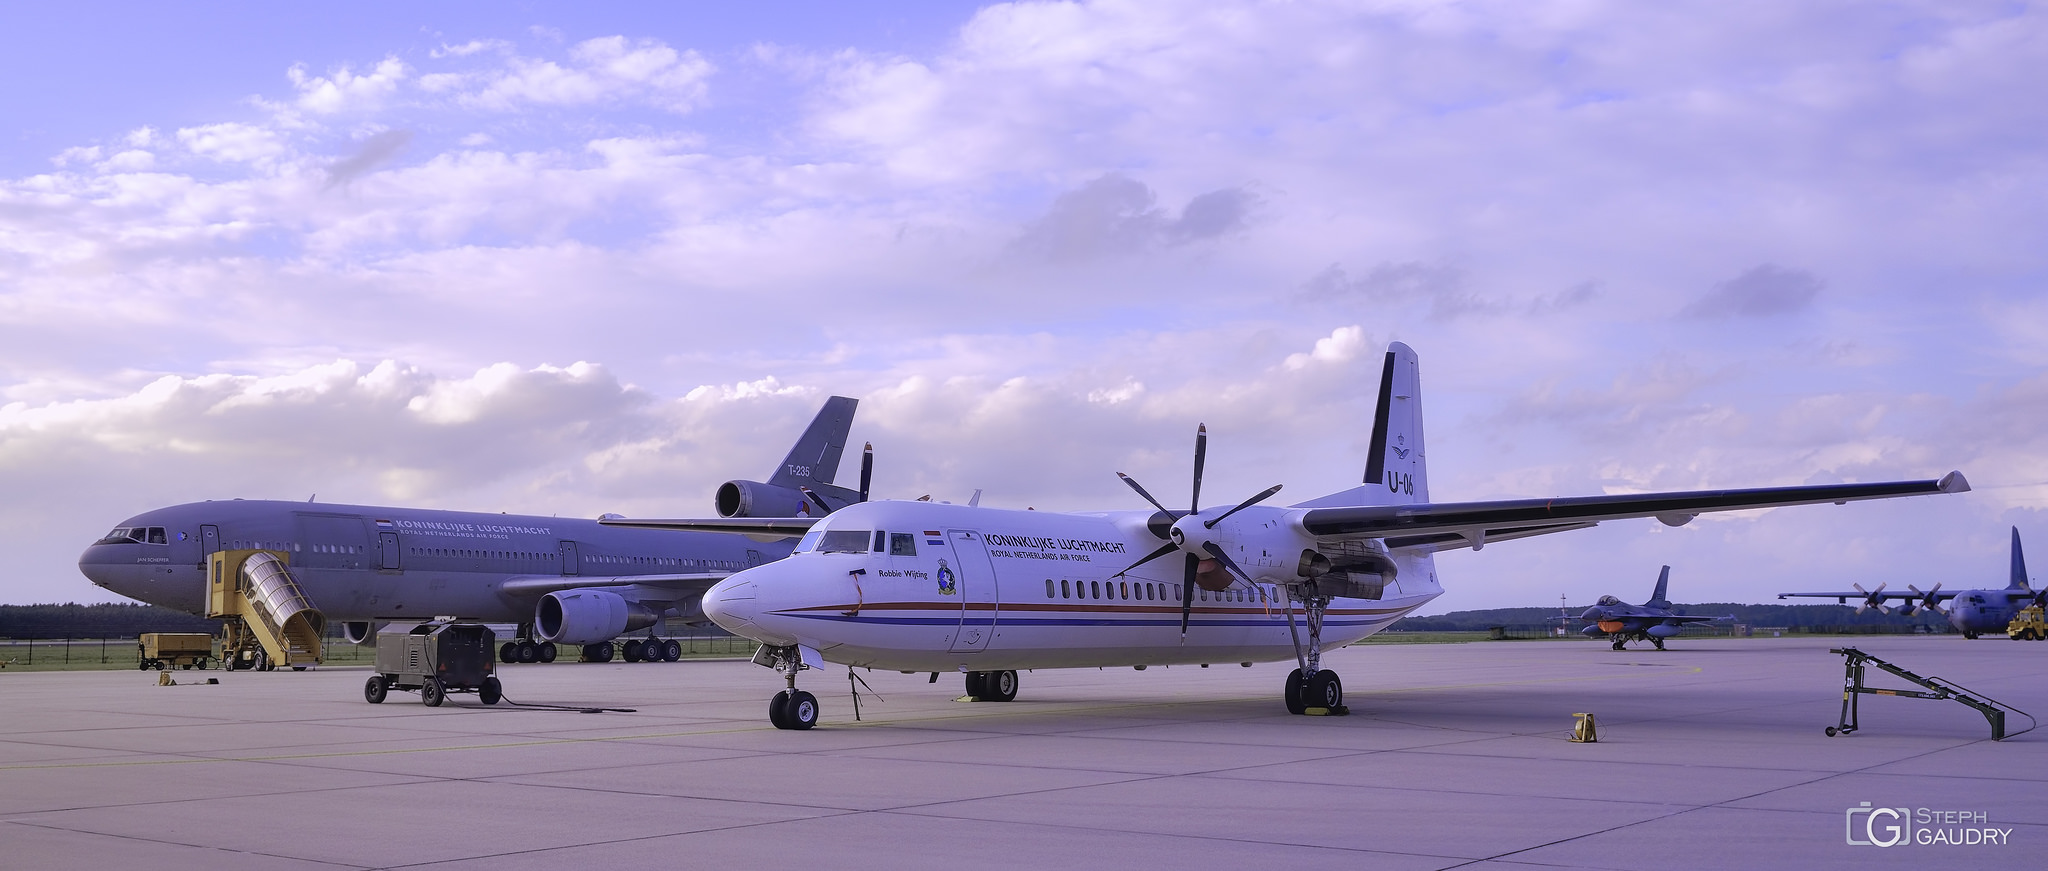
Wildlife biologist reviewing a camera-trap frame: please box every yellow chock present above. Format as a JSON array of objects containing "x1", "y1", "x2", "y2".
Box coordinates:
[
  {"x1": 156, "y1": 672, "x2": 177, "y2": 687},
  {"x1": 1569, "y1": 712, "x2": 1598, "y2": 743}
]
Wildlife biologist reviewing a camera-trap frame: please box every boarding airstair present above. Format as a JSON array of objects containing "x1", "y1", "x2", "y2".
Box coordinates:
[{"x1": 208, "y1": 550, "x2": 325, "y2": 670}]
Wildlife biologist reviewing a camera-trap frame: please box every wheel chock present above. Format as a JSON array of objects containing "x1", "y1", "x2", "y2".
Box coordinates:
[
  {"x1": 1303, "y1": 705, "x2": 1350, "y2": 716},
  {"x1": 1569, "y1": 712, "x2": 1598, "y2": 743}
]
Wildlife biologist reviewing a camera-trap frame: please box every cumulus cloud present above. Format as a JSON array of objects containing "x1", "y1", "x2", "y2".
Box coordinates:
[
  {"x1": 448, "y1": 36, "x2": 715, "y2": 113},
  {"x1": 288, "y1": 57, "x2": 409, "y2": 114}
]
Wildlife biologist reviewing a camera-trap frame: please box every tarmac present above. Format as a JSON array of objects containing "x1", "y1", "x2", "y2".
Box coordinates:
[{"x1": 1, "y1": 634, "x2": 2041, "y2": 870}]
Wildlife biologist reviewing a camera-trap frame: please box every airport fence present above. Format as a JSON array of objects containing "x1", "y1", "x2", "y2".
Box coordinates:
[{"x1": 0, "y1": 626, "x2": 754, "y2": 672}]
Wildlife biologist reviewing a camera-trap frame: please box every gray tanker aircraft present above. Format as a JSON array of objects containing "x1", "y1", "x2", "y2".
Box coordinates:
[
  {"x1": 608, "y1": 342, "x2": 1971, "y2": 729},
  {"x1": 79, "y1": 397, "x2": 864, "y2": 664},
  {"x1": 1578, "y1": 566, "x2": 1731, "y2": 650},
  {"x1": 1779, "y1": 527, "x2": 2044, "y2": 638}
]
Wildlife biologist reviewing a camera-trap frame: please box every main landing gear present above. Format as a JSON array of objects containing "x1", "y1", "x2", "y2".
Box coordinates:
[
  {"x1": 1607, "y1": 633, "x2": 1665, "y2": 651},
  {"x1": 497, "y1": 625, "x2": 558, "y2": 664},
  {"x1": 965, "y1": 670, "x2": 1019, "y2": 702},
  {"x1": 1282, "y1": 589, "x2": 1347, "y2": 716}
]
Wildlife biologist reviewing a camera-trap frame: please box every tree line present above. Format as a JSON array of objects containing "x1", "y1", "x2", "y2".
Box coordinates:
[{"x1": 0, "y1": 603, "x2": 219, "y2": 638}]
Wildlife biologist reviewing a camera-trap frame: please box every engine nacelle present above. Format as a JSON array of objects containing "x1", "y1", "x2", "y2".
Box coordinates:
[
  {"x1": 341, "y1": 621, "x2": 385, "y2": 646},
  {"x1": 716, "y1": 480, "x2": 809, "y2": 518},
  {"x1": 1646, "y1": 623, "x2": 1683, "y2": 638},
  {"x1": 536, "y1": 589, "x2": 660, "y2": 645}
]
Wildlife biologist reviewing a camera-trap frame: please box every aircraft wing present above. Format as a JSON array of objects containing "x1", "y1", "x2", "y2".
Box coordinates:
[
  {"x1": 1301, "y1": 472, "x2": 1968, "y2": 548},
  {"x1": 1775, "y1": 590, "x2": 1950, "y2": 602},
  {"x1": 497, "y1": 572, "x2": 730, "y2": 600},
  {"x1": 1667, "y1": 614, "x2": 1735, "y2": 624},
  {"x1": 597, "y1": 517, "x2": 819, "y2": 539}
]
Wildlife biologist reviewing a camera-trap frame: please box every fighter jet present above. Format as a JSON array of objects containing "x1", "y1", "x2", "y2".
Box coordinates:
[
  {"x1": 1579, "y1": 565, "x2": 1731, "y2": 650},
  {"x1": 1778, "y1": 527, "x2": 2046, "y2": 639}
]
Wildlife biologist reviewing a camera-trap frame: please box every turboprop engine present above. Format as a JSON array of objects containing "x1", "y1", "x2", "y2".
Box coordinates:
[
  {"x1": 536, "y1": 589, "x2": 660, "y2": 645},
  {"x1": 341, "y1": 621, "x2": 385, "y2": 646}
]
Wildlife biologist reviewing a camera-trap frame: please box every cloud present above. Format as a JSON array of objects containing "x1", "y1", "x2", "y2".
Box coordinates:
[
  {"x1": 288, "y1": 57, "x2": 409, "y2": 114},
  {"x1": 324, "y1": 129, "x2": 413, "y2": 188},
  {"x1": 1011, "y1": 174, "x2": 1255, "y2": 261},
  {"x1": 455, "y1": 36, "x2": 715, "y2": 113},
  {"x1": 1681, "y1": 264, "x2": 1823, "y2": 318},
  {"x1": 176, "y1": 122, "x2": 287, "y2": 164}
]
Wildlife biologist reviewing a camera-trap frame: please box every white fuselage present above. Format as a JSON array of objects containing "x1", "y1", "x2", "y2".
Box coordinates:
[{"x1": 701, "y1": 500, "x2": 1442, "y2": 672}]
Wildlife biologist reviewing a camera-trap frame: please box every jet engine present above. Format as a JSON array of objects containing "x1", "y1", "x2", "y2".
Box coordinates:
[
  {"x1": 716, "y1": 480, "x2": 810, "y2": 518},
  {"x1": 536, "y1": 589, "x2": 660, "y2": 645},
  {"x1": 341, "y1": 621, "x2": 385, "y2": 646}
]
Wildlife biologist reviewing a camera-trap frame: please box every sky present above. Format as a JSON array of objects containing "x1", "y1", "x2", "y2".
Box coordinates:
[{"x1": 4, "y1": 0, "x2": 2046, "y2": 613}]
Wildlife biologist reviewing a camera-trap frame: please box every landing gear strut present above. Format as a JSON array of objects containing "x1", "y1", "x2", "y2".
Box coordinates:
[
  {"x1": 760, "y1": 645, "x2": 818, "y2": 730},
  {"x1": 1282, "y1": 589, "x2": 1346, "y2": 715}
]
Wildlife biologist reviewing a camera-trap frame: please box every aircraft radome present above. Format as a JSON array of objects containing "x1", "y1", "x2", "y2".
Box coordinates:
[
  {"x1": 609, "y1": 343, "x2": 1970, "y2": 729},
  {"x1": 79, "y1": 397, "x2": 866, "y2": 667}
]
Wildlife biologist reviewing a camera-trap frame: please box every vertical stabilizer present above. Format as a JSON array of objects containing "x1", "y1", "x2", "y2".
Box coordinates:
[
  {"x1": 2011, "y1": 527, "x2": 2030, "y2": 591},
  {"x1": 1645, "y1": 565, "x2": 1672, "y2": 609},
  {"x1": 768, "y1": 396, "x2": 857, "y2": 488},
  {"x1": 1361, "y1": 342, "x2": 1428, "y2": 505}
]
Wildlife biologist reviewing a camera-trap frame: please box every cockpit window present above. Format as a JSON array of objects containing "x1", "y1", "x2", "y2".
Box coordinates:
[
  {"x1": 889, "y1": 533, "x2": 917, "y2": 556},
  {"x1": 795, "y1": 528, "x2": 825, "y2": 553},
  {"x1": 1596, "y1": 595, "x2": 1621, "y2": 606},
  {"x1": 817, "y1": 530, "x2": 871, "y2": 553},
  {"x1": 95, "y1": 527, "x2": 167, "y2": 545}
]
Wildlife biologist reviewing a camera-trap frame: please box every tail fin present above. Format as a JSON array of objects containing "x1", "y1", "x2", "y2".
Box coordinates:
[
  {"x1": 1361, "y1": 342, "x2": 1428, "y2": 505},
  {"x1": 1645, "y1": 565, "x2": 1672, "y2": 609},
  {"x1": 2011, "y1": 527, "x2": 2030, "y2": 591},
  {"x1": 768, "y1": 396, "x2": 858, "y2": 490}
]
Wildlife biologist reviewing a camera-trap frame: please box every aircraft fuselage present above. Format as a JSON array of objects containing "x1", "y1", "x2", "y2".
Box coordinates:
[
  {"x1": 79, "y1": 499, "x2": 786, "y2": 623},
  {"x1": 701, "y1": 500, "x2": 1442, "y2": 672}
]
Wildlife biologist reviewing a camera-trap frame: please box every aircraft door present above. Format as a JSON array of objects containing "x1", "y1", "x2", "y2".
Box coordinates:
[
  {"x1": 944, "y1": 529, "x2": 998, "y2": 653},
  {"x1": 378, "y1": 532, "x2": 402, "y2": 570},
  {"x1": 559, "y1": 541, "x2": 580, "y2": 575},
  {"x1": 200, "y1": 524, "x2": 221, "y2": 555}
]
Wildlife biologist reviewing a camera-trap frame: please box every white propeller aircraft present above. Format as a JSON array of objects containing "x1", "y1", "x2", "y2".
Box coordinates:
[{"x1": 608, "y1": 343, "x2": 1970, "y2": 729}]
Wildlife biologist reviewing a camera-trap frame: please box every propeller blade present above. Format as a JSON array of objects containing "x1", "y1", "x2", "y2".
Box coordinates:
[
  {"x1": 1180, "y1": 552, "x2": 1198, "y2": 641},
  {"x1": 858, "y1": 442, "x2": 873, "y2": 502},
  {"x1": 1190, "y1": 424, "x2": 1207, "y2": 514},
  {"x1": 1118, "y1": 473, "x2": 1174, "y2": 516},
  {"x1": 798, "y1": 487, "x2": 833, "y2": 516},
  {"x1": 1203, "y1": 484, "x2": 1284, "y2": 530},
  {"x1": 1112, "y1": 541, "x2": 1183, "y2": 579},
  {"x1": 1201, "y1": 541, "x2": 1254, "y2": 584}
]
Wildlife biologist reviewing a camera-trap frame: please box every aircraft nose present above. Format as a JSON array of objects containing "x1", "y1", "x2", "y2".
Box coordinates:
[{"x1": 702, "y1": 575, "x2": 761, "y2": 634}]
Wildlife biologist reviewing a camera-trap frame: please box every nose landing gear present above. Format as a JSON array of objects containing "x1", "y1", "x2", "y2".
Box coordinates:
[{"x1": 757, "y1": 645, "x2": 820, "y2": 730}]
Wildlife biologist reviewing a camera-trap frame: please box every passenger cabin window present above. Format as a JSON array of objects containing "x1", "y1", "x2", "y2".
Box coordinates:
[
  {"x1": 1046, "y1": 579, "x2": 1055, "y2": 598},
  {"x1": 817, "y1": 530, "x2": 871, "y2": 554},
  {"x1": 1061, "y1": 579, "x2": 1071, "y2": 598},
  {"x1": 889, "y1": 533, "x2": 918, "y2": 556}
]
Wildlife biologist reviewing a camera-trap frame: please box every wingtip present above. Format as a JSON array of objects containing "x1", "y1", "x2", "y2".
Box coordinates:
[{"x1": 1937, "y1": 470, "x2": 1971, "y2": 494}]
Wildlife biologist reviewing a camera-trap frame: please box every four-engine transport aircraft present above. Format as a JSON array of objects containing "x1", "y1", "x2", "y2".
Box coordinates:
[
  {"x1": 608, "y1": 343, "x2": 1970, "y2": 729},
  {"x1": 79, "y1": 397, "x2": 865, "y2": 666},
  {"x1": 1578, "y1": 566, "x2": 1732, "y2": 650},
  {"x1": 1778, "y1": 527, "x2": 2044, "y2": 639}
]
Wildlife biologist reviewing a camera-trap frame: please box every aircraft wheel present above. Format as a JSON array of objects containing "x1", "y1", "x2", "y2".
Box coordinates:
[
  {"x1": 479, "y1": 676, "x2": 502, "y2": 705},
  {"x1": 623, "y1": 639, "x2": 645, "y2": 662},
  {"x1": 364, "y1": 676, "x2": 388, "y2": 704},
  {"x1": 1652, "y1": 638, "x2": 1665, "y2": 651},
  {"x1": 594, "y1": 642, "x2": 616, "y2": 663},
  {"x1": 1308, "y1": 670, "x2": 1343, "y2": 709},
  {"x1": 786, "y1": 691, "x2": 820, "y2": 730},
  {"x1": 769, "y1": 690, "x2": 793, "y2": 729},
  {"x1": 1964, "y1": 631, "x2": 1977, "y2": 640},
  {"x1": 516, "y1": 641, "x2": 539, "y2": 663},
  {"x1": 499, "y1": 642, "x2": 518, "y2": 663},
  {"x1": 663, "y1": 640, "x2": 683, "y2": 661},
  {"x1": 983, "y1": 670, "x2": 1018, "y2": 702},
  {"x1": 138, "y1": 661, "x2": 151, "y2": 671},
  {"x1": 538, "y1": 642, "x2": 558, "y2": 663},
  {"x1": 1284, "y1": 668, "x2": 1307, "y2": 715},
  {"x1": 964, "y1": 671, "x2": 987, "y2": 698},
  {"x1": 421, "y1": 677, "x2": 445, "y2": 707},
  {"x1": 1611, "y1": 640, "x2": 1626, "y2": 651}
]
